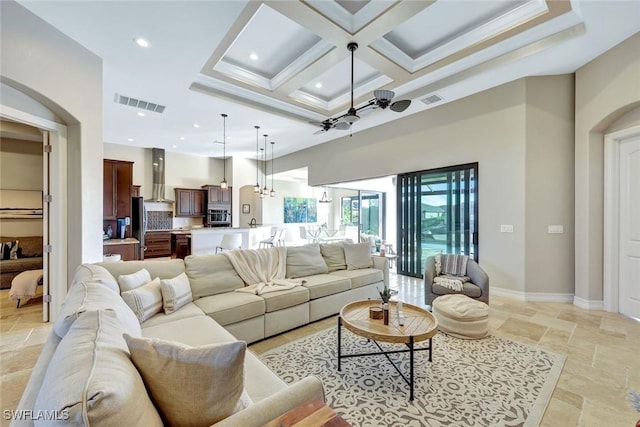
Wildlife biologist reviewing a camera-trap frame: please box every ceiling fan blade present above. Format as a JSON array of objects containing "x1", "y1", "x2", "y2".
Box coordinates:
[
  {"x1": 314, "y1": 128, "x2": 329, "y2": 135},
  {"x1": 390, "y1": 99, "x2": 411, "y2": 112},
  {"x1": 373, "y1": 89, "x2": 395, "y2": 102},
  {"x1": 335, "y1": 121, "x2": 351, "y2": 130}
]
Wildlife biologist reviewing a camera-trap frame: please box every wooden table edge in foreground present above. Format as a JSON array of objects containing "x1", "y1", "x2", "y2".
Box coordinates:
[
  {"x1": 338, "y1": 299, "x2": 439, "y2": 401},
  {"x1": 263, "y1": 397, "x2": 351, "y2": 427}
]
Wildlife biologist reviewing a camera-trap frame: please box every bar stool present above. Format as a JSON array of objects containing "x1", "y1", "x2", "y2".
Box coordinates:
[{"x1": 215, "y1": 233, "x2": 242, "y2": 253}]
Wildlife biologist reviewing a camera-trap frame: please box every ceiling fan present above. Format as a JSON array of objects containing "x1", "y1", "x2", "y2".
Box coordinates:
[{"x1": 310, "y1": 42, "x2": 411, "y2": 135}]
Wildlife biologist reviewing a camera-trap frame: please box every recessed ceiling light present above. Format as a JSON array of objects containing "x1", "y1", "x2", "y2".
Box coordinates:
[
  {"x1": 172, "y1": 145, "x2": 177, "y2": 148},
  {"x1": 127, "y1": 138, "x2": 134, "y2": 142},
  {"x1": 249, "y1": 53, "x2": 259, "y2": 61},
  {"x1": 179, "y1": 137, "x2": 185, "y2": 141},
  {"x1": 137, "y1": 112, "x2": 145, "y2": 117},
  {"x1": 193, "y1": 123, "x2": 200, "y2": 128},
  {"x1": 315, "y1": 82, "x2": 322, "y2": 88},
  {"x1": 134, "y1": 37, "x2": 150, "y2": 48}
]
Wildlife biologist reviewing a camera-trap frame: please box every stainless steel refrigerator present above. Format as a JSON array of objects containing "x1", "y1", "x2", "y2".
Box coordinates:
[{"x1": 131, "y1": 196, "x2": 146, "y2": 260}]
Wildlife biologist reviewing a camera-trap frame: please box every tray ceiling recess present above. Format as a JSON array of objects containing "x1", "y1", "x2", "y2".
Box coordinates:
[{"x1": 195, "y1": 0, "x2": 577, "y2": 126}]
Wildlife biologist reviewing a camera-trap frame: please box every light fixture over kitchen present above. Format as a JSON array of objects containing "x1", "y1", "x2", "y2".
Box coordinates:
[
  {"x1": 270, "y1": 141, "x2": 276, "y2": 197},
  {"x1": 259, "y1": 148, "x2": 265, "y2": 199},
  {"x1": 262, "y1": 134, "x2": 269, "y2": 197},
  {"x1": 254, "y1": 126, "x2": 260, "y2": 193},
  {"x1": 220, "y1": 113, "x2": 228, "y2": 189}
]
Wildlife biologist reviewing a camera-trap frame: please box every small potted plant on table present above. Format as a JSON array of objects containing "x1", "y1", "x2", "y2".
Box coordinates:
[{"x1": 379, "y1": 287, "x2": 392, "y2": 325}]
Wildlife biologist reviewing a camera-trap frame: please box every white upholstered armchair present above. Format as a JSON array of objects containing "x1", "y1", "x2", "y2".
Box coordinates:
[{"x1": 424, "y1": 254, "x2": 489, "y2": 307}]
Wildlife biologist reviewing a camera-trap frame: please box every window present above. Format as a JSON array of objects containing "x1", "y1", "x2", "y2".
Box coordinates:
[{"x1": 397, "y1": 163, "x2": 478, "y2": 277}]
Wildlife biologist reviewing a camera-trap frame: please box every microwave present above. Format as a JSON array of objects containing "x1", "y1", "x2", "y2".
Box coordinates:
[{"x1": 208, "y1": 209, "x2": 230, "y2": 225}]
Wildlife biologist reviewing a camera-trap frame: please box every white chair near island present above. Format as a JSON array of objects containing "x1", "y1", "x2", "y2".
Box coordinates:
[{"x1": 215, "y1": 233, "x2": 243, "y2": 253}]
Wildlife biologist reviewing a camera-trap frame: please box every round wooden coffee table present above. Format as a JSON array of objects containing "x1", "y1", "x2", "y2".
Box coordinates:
[{"x1": 338, "y1": 300, "x2": 438, "y2": 401}]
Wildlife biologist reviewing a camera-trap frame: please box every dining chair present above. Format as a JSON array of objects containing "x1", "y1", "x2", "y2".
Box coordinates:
[{"x1": 215, "y1": 233, "x2": 243, "y2": 253}]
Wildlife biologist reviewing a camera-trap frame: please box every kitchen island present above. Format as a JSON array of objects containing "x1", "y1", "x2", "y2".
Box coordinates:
[{"x1": 190, "y1": 226, "x2": 273, "y2": 255}]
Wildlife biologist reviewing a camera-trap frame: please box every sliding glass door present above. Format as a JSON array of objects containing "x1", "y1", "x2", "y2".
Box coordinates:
[{"x1": 397, "y1": 164, "x2": 478, "y2": 277}]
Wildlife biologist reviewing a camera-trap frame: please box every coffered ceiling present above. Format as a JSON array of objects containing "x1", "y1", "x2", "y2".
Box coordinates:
[{"x1": 16, "y1": 0, "x2": 640, "y2": 160}]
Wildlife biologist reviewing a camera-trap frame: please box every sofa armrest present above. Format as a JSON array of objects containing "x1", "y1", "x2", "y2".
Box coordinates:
[
  {"x1": 371, "y1": 256, "x2": 389, "y2": 288},
  {"x1": 424, "y1": 256, "x2": 436, "y2": 306},
  {"x1": 212, "y1": 376, "x2": 325, "y2": 427},
  {"x1": 466, "y1": 259, "x2": 489, "y2": 304}
]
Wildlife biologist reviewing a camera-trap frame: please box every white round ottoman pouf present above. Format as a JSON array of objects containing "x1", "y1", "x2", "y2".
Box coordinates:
[{"x1": 432, "y1": 294, "x2": 489, "y2": 339}]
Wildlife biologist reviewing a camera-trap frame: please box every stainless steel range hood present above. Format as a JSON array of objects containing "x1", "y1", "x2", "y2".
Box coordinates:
[{"x1": 144, "y1": 148, "x2": 174, "y2": 203}]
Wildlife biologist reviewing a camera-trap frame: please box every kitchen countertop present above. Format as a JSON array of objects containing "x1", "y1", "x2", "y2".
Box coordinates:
[{"x1": 103, "y1": 238, "x2": 139, "y2": 246}]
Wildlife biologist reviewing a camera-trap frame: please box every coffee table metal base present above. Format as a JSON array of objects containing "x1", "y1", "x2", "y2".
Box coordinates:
[{"x1": 337, "y1": 316, "x2": 433, "y2": 401}]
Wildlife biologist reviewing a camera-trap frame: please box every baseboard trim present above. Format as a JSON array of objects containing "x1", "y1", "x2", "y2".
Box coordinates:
[
  {"x1": 492, "y1": 287, "x2": 574, "y2": 303},
  {"x1": 573, "y1": 296, "x2": 604, "y2": 310}
]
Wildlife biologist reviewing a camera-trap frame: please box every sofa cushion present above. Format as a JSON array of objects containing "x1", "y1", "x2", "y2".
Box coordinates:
[
  {"x1": 286, "y1": 244, "x2": 328, "y2": 279},
  {"x1": 260, "y1": 286, "x2": 309, "y2": 312},
  {"x1": 121, "y1": 277, "x2": 164, "y2": 323},
  {"x1": 141, "y1": 302, "x2": 205, "y2": 328},
  {"x1": 1, "y1": 240, "x2": 19, "y2": 260},
  {"x1": 194, "y1": 293, "x2": 265, "y2": 326},
  {"x1": 184, "y1": 254, "x2": 244, "y2": 298},
  {"x1": 72, "y1": 264, "x2": 120, "y2": 293},
  {"x1": 17, "y1": 236, "x2": 43, "y2": 258},
  {"x1": 331, "y1": 268, "x2": 384, "y2": 289},
  {"x1": 117, "y1": 268, "x2": 152, "y2": 292},
  {"x1": 35, "y1": 309, "x2": 163, "y2": 426},
  {"x1": 301, "y1": 274, "x2": 351, "y2": 299},
  {"x1": 320, "y1": 242, "x2": 346, "y2": 272},
  {"x1": 54, "y1": 280, "x2": 141, "y2": 339},
  {"x1": 160, "y1": 272, "x2": 193, "y2": 314},
  {"x1": 124, "y1": 334, "x2": 248, "y2": 426},
  {"x1": 343, "y1": 241, "x2": 373, "y2": 270},
  {"x1": 142, "y1": 314, "x2": 237, "y2": 345},
  {"x1": 96, "y1": 260, "x2": 186, "y2": 289}
]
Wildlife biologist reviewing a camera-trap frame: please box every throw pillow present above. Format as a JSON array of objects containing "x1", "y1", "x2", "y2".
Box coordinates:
[
  {"x1": 121, "y1": 277, "x2": 163, "y2": 323},
  {"x1": 123, "y1": 334, "x2": 248, "y2": 426},
  {"x1": 160, "y1": 272, "x2": 193, "y2": 314},
  {"x1": 320, "y1": 242, "x2": 347, "y2": 272},
  {"x1": 286, "y1": 244, "x2": 329, "y2": 278},
  {"x1": 0, "y1": 240, "x2": 19, "y2": 260},
  {"x1": 343, "y1": 241, "x2": 373, "y2": 270},
  {"x1": 118, "y1": 268, "x2": 152, "y2": 292}
]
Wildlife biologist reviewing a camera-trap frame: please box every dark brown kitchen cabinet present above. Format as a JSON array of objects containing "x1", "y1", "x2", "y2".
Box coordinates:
[
  {"x1": 174, "y1": 188, "x2": 205, "y2": 217},
  {"x1": 203, "y1": 185, "x2": 231, "y2": 204},
  {"x1": 144, "y1": 231, "x2": 171, "y2": 258},
  {"x1": 103, "y1": 159, "x2": 133, "y2": 220}
]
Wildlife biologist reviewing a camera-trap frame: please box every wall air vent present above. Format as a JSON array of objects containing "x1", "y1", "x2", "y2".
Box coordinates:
[
  {"x1": 113, "y1": 93, "x2": 166, "y2": 114},
  {"x1": 420, "y1": 94, "x2": 443, "y2": 106}
]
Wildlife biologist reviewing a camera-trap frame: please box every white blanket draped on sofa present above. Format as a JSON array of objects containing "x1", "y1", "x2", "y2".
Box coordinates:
[{"x1": 223, "y1": 247, "x2": 303, "y2": 295}]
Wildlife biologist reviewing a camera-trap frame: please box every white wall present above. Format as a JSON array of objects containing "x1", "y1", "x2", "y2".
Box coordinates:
[
  {"x1": 574, "y1": 32, "x2": 640, "y2": 305},
  {"x1": 0, "y1": 136, "x2": 44, "y2": 236},
  {"x1": 1, "y1": 1, "x2": 103, "y2": 273}
]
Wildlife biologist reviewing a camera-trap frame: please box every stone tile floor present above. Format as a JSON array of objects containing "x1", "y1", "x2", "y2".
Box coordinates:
[{"x1": 1, "y1": 273, "x2": 639, "y2": 426}]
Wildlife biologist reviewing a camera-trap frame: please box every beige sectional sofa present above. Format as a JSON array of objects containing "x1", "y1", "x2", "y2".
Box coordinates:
[{"x1": 14, "y1": 242, "x2": 388, "y2": 426}]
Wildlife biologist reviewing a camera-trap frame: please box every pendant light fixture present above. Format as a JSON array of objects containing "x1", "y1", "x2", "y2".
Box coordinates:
[
  {"x1": 220, "y1": 113, "x2": 228, "y2": 189},
  {"x1": 259, "y1": 148, "x2": 265, "y2": 199},
  {"x1": 319, "y1": 188, "x2": 332, "y2": 203},
  {"x1": 270, "y1": 141, "x2": 276, "y2": 197},
  {"x1": 253, "y1": 126, "x2": 260, "y2": 193},
  {"x1": 262, "y1": 134, "x2": 269, "y2": 196}
]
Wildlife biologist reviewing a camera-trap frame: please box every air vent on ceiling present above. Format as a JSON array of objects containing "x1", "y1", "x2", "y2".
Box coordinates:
[
  {"x1": 113, "y1": 93, "x2": 166, "y2": 114},
  {"x1": 420, "y1": 94, "x2": 443, "y2": 106}
]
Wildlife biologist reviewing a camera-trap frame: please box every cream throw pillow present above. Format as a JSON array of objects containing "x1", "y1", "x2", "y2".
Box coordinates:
[
  {"x1": 123, "y1": 334, "x2": 247, "y2": 426},
  {"x1": 344, "y1": 241, "x2": 374, "y2": 270},
  {"x1": 118, "y1": 268, "x2": 152, "y2": 292},
  {"x1": 160, "y1": 272, "x2": 193, "y2": 314},
  {"x1": 121, "y1": 277, "x2": 163, "y2": 323},
  {"x1": 286, "y1": 244, "x2": 328, "y2": 278},
  {"x1": 320, "y1": 242, "x2": 347, "y2": 272}
]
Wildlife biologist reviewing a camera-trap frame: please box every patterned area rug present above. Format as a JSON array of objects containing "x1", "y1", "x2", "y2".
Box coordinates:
[{"x1": 260, "y1": 327, "x2": 565, "y2": 427}]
